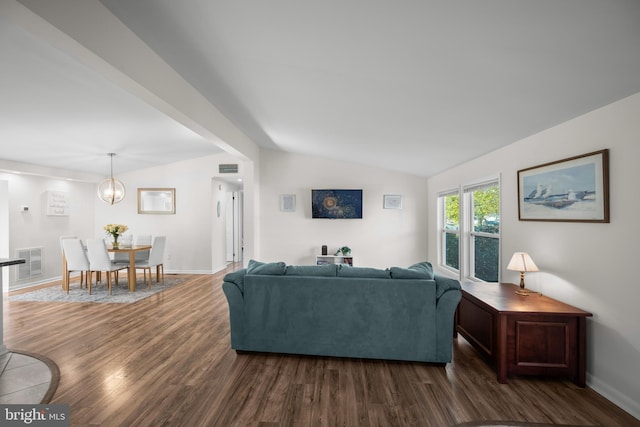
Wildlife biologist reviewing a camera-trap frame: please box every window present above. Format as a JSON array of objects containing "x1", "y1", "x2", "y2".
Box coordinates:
[
  {"x1": 439, "y1": 190, "x2": 460, "y2": 272},
  {"x1": 465, "y1": 181, "x2": 500, "y2": 282},
  {"x1": 438, "y1": 179, "x2": 500, "y2": 282}
]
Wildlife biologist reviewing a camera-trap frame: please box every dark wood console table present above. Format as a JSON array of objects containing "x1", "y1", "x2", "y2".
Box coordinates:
[{"x1": 455, "y1": 282, "x2": 592, "y2": 386}]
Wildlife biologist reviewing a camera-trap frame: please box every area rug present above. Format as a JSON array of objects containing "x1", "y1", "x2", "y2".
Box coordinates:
[{"x1": 9, "y1": 275, "x2": 186, "y2": 304}]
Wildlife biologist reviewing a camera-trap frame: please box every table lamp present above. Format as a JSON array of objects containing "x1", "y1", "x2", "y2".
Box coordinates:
[{"x1": 507, "y1": 252, "x2": 539, "y2": 296}]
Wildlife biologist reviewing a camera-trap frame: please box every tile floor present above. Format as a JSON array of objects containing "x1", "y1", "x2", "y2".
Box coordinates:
[{"x1": 0, "y1": 352, "x2": 52, "y2": 404}]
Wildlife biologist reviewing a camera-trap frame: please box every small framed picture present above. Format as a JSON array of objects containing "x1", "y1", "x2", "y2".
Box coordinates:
[
  {"x1": 280, "y1": 194, "x2": 296, "y2": 212},
  {"x1": 383, "y1": 194, "x2": 402, "y2": 209}
]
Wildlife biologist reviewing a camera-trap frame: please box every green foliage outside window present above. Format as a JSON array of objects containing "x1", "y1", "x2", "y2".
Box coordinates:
[
  {"x1": 443, "y1": 193, "x2": 460, "y2": 270},
  {"x1": 445, "y1": 233, "x2": 459, "y2": 270},
  {"x1": 441, "y1": 185, "x2": 499, "y2": 280},
  {"x1": 474, "y1": 236, "x2": 499, "y2": 281},
  {"x1": 473, "y1": 186, "x2": 499, "y2": 234},
  {"x1": 473, "y1": 186, "x2": 499, "y2": 281},
  {"x1": 444, "y1": 194, "x2": 459, "y2": 229}
]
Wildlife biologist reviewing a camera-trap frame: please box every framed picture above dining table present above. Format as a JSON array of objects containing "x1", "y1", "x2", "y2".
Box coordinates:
[{"x1": 138, "y1": 188, "x2": 176, "y2": 214}]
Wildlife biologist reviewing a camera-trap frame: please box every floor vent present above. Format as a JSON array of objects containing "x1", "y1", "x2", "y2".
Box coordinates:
[
  {"x1": 219, "y1": 164, "x2": 239, "y2": 174},
  {"x1": 15, "y1": 247, "x2": 43, "y2": 281}
]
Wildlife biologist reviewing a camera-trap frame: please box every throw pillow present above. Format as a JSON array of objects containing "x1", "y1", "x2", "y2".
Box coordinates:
[
  {"x1": 246, "y1": 259, "x2": 287, "y2": 275},
  {"x1": 337, "y1": 265, "x2": 391, "y2": 279},
  {"x1": 285, "y1": 264, "x2": 338, "y2": 276},
  {"x1": 390, "y1": 261, "x2": 434, "y2": 279}
]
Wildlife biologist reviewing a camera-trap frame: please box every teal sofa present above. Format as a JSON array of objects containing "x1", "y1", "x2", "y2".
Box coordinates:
[{"x1": 222, "y1": 260, "x2": 461, "y2": 364}]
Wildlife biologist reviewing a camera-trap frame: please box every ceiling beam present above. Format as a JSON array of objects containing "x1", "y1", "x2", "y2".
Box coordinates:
[{"x1": 6, "y1": 0, "x2": 258, "y2": 161}]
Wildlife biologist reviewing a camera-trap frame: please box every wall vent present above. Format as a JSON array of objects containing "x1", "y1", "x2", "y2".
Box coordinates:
[
  {"x1": 15, "y1": 247, "x2": 43, "y2": 281},
  {"x1": 219, "y1": 164, "x2": 239, "y2": 174}
]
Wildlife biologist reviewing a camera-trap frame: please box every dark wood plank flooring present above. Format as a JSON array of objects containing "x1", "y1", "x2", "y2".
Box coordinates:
[{"x1": 5, "y1": 269, "x2": 639, "y2": 427}]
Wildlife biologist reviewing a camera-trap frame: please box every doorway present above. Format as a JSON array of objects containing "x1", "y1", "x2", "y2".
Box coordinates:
[{"x1": 225, "y1": 190, "x2": 243, "y2": 264}]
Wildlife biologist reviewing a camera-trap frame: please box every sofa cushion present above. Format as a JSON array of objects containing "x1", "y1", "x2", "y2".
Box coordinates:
[
  {"x1": 337, "y1": 265, "x2": 391, "y2": 279},
  {"x1": 247, "y1": 259, "x2": 287, "y2": 275},
  {"x1": 223, "y1": 268, "x2": 247, "y2": 292},
  {"x1": 390, "y1": 262, "x2": 434, "y2": 280},
  {"x1": 285, "y1": 264, "x2": 338, "y2": 276}
]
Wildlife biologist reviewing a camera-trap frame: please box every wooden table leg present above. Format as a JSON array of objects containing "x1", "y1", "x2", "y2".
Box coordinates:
[
  {"x1": 62, "y1": 256, "x2": 68, "y2": 291},
  {"x1": 575, "y1": 317, "x2": 587, "y2": 387},
  {"x1": 128, "y1": 251, "x2": 136, "y2": 292},
  {"x1": 497, "y1": 313, "x2": 508, "y2": 384}
]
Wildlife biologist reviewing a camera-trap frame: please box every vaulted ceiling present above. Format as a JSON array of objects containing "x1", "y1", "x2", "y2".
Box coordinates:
[{"x1": 2, "y1": 0, "x2": 640, "y2": 178}]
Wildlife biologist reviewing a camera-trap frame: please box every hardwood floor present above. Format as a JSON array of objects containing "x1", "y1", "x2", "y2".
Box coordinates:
[{"x1": 5, "y1": 269, "x2": 639, "y2": 427}]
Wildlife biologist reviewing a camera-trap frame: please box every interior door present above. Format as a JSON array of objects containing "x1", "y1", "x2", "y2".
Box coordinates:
[{"x1": 225, "y1": 191, "x2": 243, "y2": 263}]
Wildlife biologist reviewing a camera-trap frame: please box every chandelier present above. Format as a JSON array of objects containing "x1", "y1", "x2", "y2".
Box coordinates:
[{"x1": 97, "y1": 153, "x2": 126, "y2": 205}]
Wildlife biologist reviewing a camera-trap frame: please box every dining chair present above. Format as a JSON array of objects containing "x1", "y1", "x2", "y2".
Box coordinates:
[
  {"x1": 86, "y1": 238, "x2": 129, "y2": 295},
  {"x1": 60, "y1": 235, "x2": 81, "y2": 290},
  {"x1": 135, "y1": 236, "x2": 166, "y2": 288},
  {"x1": 133, "y1": 235, "x2": 152, "y2": 261},
  {"x1": 112, "y1": 234, "x2": 132, "y2": 263},
  {"x1": 61, "y1": 238, "x2": 90, "y2": 294},
  {"x1": 114, "y1": 234, "x2": 152, "y2": 266}
]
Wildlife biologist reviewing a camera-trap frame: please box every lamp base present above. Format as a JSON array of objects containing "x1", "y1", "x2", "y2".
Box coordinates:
[
  {"x1": 515, "y1": 288, "x2": 541, "y2": 296},
  {"x1": 516, "y1": 272, "x2": 540, "y2": 295}
]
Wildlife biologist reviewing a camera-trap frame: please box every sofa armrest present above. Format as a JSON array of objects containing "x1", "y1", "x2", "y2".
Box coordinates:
[
  {"x1": 223, "y1": 268, "x2": 247, "y2": 293},
  {"x1": 434, "y1": 274, "x2": 462, "y2": 300},
  {"x1": 434, "y1": 288, "x2": 461, "y2": 362},
  {"x1": 222, "y1": 281, "x2": 244, "y2": 349},
  {"x1": 434, "y1": 274, "x2": 462, "y2": 362}
]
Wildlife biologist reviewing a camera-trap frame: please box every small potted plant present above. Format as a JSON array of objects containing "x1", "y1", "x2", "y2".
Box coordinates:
[{"x1": 339, "y1": 246, "x2": 351, "y2": 256}]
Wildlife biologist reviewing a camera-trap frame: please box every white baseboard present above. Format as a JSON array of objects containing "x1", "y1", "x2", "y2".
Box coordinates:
[
  {"x1": 9, "y1": 270, "x2": 218, "y2": 291},
  {"x1": 587, "y1": 373, "x2": 640, "y2": 421},
  {"x1": 9, "y1": 275, "x2": 66, "y2": 291}
]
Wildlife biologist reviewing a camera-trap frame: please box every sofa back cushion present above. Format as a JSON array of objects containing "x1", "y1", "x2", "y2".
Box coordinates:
[
  {"x1": 337, "y1": 265, "x2": 391, "y2": 279},
  {"x1": 390, "y1": 261, "x2": 434, "y2": 280},
  {"x1": 247, "y1": 259, "x2": 287, "y2": 275},
  {"x1": 285, "y1": 264, "x2": 338, "y2": 276}
]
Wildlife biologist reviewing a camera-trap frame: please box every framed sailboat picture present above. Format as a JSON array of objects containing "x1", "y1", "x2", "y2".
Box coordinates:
[{"x1": 517, "y1": 149, "x2": 609, "y2": 222}]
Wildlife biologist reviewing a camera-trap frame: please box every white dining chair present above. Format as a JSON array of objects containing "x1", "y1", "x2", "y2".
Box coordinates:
[
  {"x1": 60, "y1": 235, "x2": 81, "y2": 290},
  {"x1": 114, "y1": 234, "x2": 152, "y2": 264},
  {"x1": 133, "y1": 235, "x2": 152, "y2": 261},
  {"x1": 61, "y1": 238, "x2": 90, "y2": 294},
  {"x1": 112, "y1": 234, "x2": 132, "y2": 263},
  {"x1": 86, "y1": 238, "x2": 129, "y2": 295},
  {"x1": 134, "y1": 236, "x2": 166, "y2": 288}
]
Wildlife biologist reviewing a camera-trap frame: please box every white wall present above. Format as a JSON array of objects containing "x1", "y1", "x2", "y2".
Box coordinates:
[
  {"x1": 0, "y1": 172, "x2": 95, "y2": 289},
  {"x1": 427, "y1": 92, "x2": 640, "y2": 419},
  {"x1": 1, "y1": 152, "x2": 254, "y2": 284},
  {"x1": 259, "y1": 149, "x2": 428, "y2": 268},
  {"x1": 93, "y1": 153, "x2": 253, "y2": 274}
]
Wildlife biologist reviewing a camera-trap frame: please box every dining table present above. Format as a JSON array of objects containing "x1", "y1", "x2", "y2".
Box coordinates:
[{"x1": 108, "y1": 245, "x2": 152, "y2": 292}]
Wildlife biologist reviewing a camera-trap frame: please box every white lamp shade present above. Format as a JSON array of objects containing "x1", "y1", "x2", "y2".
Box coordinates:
[{"x1": 507, "y1": 252, "x2": 539, "y2": 272}]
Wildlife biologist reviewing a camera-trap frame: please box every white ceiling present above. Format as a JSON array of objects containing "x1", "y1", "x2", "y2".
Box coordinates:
[
  {"x1": 2, "y1": 1, "x2": 640, "y2": 178},
  {"x1": 0, "y1": 12, "x2": 223, "y2": 177}
]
